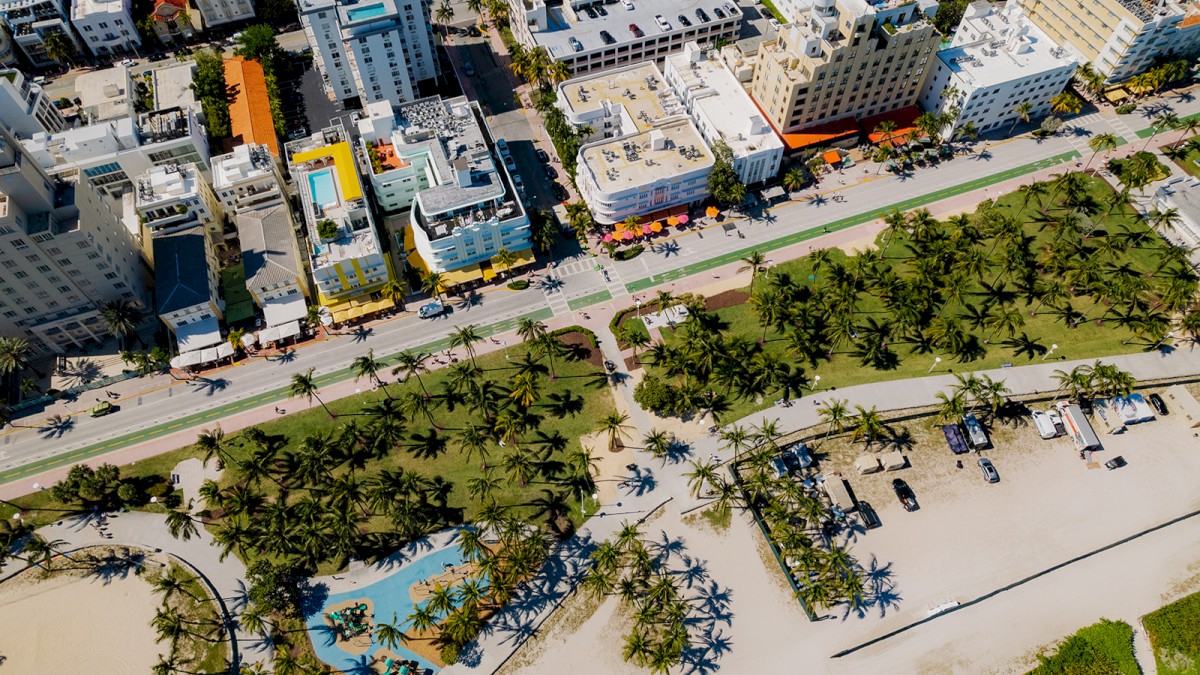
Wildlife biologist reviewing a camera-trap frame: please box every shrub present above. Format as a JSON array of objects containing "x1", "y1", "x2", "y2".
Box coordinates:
[
  {"x1": 1143, "y1": 590, "x2": 1200, "y2": 673},
  {"x1": 1115, "y1": 103, "x2": 1138, "y2": 115},
  {"x1": 146, "y1": 480, "x2": 173, "y2": 499},
  {"x1": 117, "y1": 482, "x2": 141, "y2": 505},
  {"x1": 507, "y1": 279, "x2": 530, "y2": 290},
  {"x1": 634, "y1": 375, "x2": 675, "y2": 415},
  {"x1": 440, "y1": 644, "x2": 459, "y2": 665},
  {"x1": 1030, "y1": 618, "x2": 1137, "y2": 675},
  {"x1": 317, "y1": 219, "x2": 339, "y2": 240},
  {"x1": 614, "y1": 245, "x2": 644, "y2": 261}
]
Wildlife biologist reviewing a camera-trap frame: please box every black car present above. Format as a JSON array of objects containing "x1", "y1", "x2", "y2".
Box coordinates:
[
  {"x1": 535, "y1": 148, "x2": 550, "y2": 163},
  {"x1": 696, "y1": 8, "x2": 710, "y2": 21},
  {"x1": 858, "y1": 500, "x2": 882, "y2": 529},
  {"x1": 551, "y1": 182, "x2": 569, "y2": 201},
  {"x1": 543, "y1": 164, "x2": 558, "y2": 179},
  {"x1": 892, "y1": 479, "x2": 918, "y2": 511},
  {"x1": 600, "y1": 30, "x2": 617, "y2": 44},
  {"x1": 1105, "y1": 455, "x2": 1127, "y2": 470},
  {"x1": 596, "y1": 4, "x2": 608, "y2": 15},
  {"x1": 713, "y1": 6, "x2": 726, "y2": 18},
  {"x1": 1149, "y1": 393, "x2": 1168, "y2": 416},
  {"x1": 677, "y1": 14, "x2": 692, "y2": 26},
  {"x1": 583, "y1": 5, "x2": 597, "y2": 18},
  {"x1": 148, "y1": 53, "x2": 169, "y2": 62}
]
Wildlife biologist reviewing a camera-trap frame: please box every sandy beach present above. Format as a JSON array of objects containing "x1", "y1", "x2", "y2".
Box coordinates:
[{"x1": 0, "y1": 568, "x2": 159, "y2": 674}]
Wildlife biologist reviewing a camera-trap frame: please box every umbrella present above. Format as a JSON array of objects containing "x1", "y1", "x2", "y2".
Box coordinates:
[
  {"x1": 642, "y1": 224, "x2": 652, "y2": 234},
  {"x1": 240, "y1": 333, "x2": 257, "y2": 347},
  {"x1": 622, "y1": 231, "x2": 634, "y2": 241},
  {"x1": 706, "y1": 206, "x2": 718, "y2": 218},
  {"x1": 603, "y1": 233, "x2": 614, "y2": 242},
  {"x1": 667, "y1": 216, "x2": 679, "y2": 226},
  {"x1": 678, "y1": 214, "x2": 689, "y2": 224},
  {"x1": 651, "y1": 222, "x2": 663, "y2": 233}
]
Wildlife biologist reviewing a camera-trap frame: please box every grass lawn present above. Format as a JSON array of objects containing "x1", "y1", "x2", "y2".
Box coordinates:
[
  {"x1": 2, "y1": 332, "x2": 616, "y2": 575},
  {"x1": 220, "y1": 265, "x2": 256, "y2": 325},
  {"x1": 1162, "y1": 136, "x2": 1200, "y2": 179},
  {"x1": 759, "y1": 0, "x2": 787, "y2": 22},
  {"x1": 1143, "y1": 589, "x2": 1200, "y2": 674},
  {"x1": 1030, "y1": 618, "x2": 1139, "y2": 674},
  {"x1": 645, "y1": 174, "x2": 1175, "y2": 422}
]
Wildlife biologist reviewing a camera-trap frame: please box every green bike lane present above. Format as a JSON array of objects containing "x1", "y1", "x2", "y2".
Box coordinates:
[
  {"x1": 625, "y1": 150, "x2": 1081, "y2": 293},
  {"x1": 0, "y1": 307, "x2": 554, "y2": 485},
  {"x1": 0, "y1": 147, "x2": 1087, "y2": 486}
]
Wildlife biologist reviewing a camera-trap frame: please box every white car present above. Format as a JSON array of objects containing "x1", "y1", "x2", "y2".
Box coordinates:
[
  {"x1": 768, "y1": 18, "x2": 780, "y2": 31},
  {"x1": 117, "y1": 58, "x2": 137, "y2": 67},
  {"x1": 1031, "y1": 410, "x2": 1062, "y2": 439}
]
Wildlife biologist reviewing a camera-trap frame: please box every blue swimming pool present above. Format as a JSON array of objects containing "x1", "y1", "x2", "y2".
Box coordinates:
[
  {"x1": 307, "y1": 545, "x2": 469, "y2": 674},
  {"x1": 308, "y1": 168, "x2": 338, "y2": 208},
  {"x1": 346, "y1": 2, "x2": 388, "y2": 21}
]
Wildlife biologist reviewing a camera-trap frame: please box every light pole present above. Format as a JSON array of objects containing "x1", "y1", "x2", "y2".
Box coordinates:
[
  {"x1": 809, "y1": 375, "x2": 821, "y2": 391},
  {"x1": 580, "y1": 488, "x2": 599, "y2": 517},
  {"x1": 1152, "y1": 330, "x2": 1175, "y2": 350},
  {"x1": 1042, "y1": 343, "x2": 1058, "y2": 361},
  {"x1": 502, "y1": 340, "x2": 509, "y2": 360},
  {"x1": 928, "y1": 356, "x2": 942, "y2": 373},
  {"x1": 636, "y1": 299, "x2": 642, "y2": 320}
]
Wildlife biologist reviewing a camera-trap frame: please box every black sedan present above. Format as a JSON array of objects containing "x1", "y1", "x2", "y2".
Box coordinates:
[
  {"x1": 892, "y1": 479, "x2": 918, "y2": 511},
  {"x1": 1149, "y1": 393, "x2": 1168, "y2": 416},
  {"x1": 551, "y1": 182, "x2": 569, "y2": 201}
]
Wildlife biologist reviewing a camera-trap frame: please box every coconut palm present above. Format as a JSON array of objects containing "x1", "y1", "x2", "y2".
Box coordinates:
[
  {"x1": 874, "y1": 119, "x2": 898, "y2": 147},
  {"x1": 421, "y1": 271, "x2": 446, "y2": 301},
  {"x1": 817, "y1": 398, "x2": 850, "y2": 438},
  {"x1": 42, "y1": 30, "x2": 76, "y2": 66},
  {"x1": 1009, "y1": 101, "x2": 1033, "y2": 134},
  {"x1": 450, "y1": 324, "x2": 485, "y2": 367},
  {"x1": 165, "y1": 505, "x2": 201, "y2": 541},
  {"x1": 782, "y1": 167, "x2": 807, "y2": 191},
  {"x1": 435, "y1": 0, "x2": 455, "y2": 28},
  {"x1": 598, "y1": 412, "x2": 634, "y2": 451},
  {"x1": 1085, "y1": 133, "x2": 1119, "y2": 170},
  {"x1": 99, "y1": 299, "x2": 143, "y2": 349},
  {"x1": 391, "y1": 349, "x2": 431, "y2": 396},
  {"x1": 850, "y1": 405, "x2": 886, "y2": 447},
  {"x1": 1143, "y1": 112, "x2": 1179, "y2": 151},
  {"x1": 0, "y1": 336, "x2": 31, "y2": 377},
  {"x1": 290, "y1": 368, "x2": 334, "y2": 418},
  {"x1": 1050, "y1": 91, "x2": 1083, "y2": 116},
  {"x1": 684, "y1": 459, "x2": 719, "y2": 498},
  {"x1": 491, "y1": 248, "x2": 518, "y2": 277},
  {"x1": 351, "y1": 348, "x2": 391, "y2": 397},
  {"x1": 642, "y1": 429, "x2": 671, "y2": 458},
  {"x1": 374, "y1": 614, "x2": 409, "y2": 650},
  {"x1": 380, "y1": 279, "x2": 407, "y2": 308},
  {"x1": 738, "y1": 250, "x2": 769, "y2": 291}
]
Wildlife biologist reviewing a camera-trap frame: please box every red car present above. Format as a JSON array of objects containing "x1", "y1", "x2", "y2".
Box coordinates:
[{"x1": 629, "y1": 23, "x2": 643, "y2": 37}]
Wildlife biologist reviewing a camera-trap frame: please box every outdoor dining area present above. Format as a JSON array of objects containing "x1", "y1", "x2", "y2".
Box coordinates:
[
  {"x1": 601, "y1": 212, "x2": 692, "y2": 246},
  {"x1": 330, "y1": 297, "x2": 395, "y2": 326}
]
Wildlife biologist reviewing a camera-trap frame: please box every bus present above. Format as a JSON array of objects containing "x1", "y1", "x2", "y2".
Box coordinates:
[{"x1": 1055, "y1": 402, "x2": 1101, "y2": 452}]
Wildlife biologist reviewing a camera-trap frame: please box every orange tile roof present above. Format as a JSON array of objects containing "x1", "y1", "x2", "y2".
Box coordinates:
[
  {"x1": 1181, "y1": 12, "x2": 1200, "y2": 28},
  {"x1": 748, "y1": 96, "x2": 859, "y2": 150},
  {"x1": 153, "y1": 0, "x2": 185, "y2": 20},
  {"x1": 223, "y1": 57, "x2": 279, "y2": 157}
]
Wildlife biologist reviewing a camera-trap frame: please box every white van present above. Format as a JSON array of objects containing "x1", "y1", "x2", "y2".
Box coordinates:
[{"x1": 1031, "y1": 410, "x2": 1060, "y2": 439}]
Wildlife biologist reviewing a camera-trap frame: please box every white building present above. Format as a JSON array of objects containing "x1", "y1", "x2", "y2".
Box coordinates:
[
  {"x1": 663, "y1": 43, "x2": 783, "y2": 185},
  {"x1": 211, "y1": 143, "x2": 285, "y2": 214},
  {"x1": 0, "y1": 0, "x2": 81, "y2": 67},
  {"x1": 359, "y1": 96, "x2": 533, "y2": 283},
  {"x1": 153, "y1": 227, "x2": 223, "y2": 355},
  {"x1": 0, "y1": 22, "x2": 17, "y2": 65},
  {"x1": 0, "y1": 67, "x2": 66, "y2": 138},
  {"x1": 286, "y1": 125, "x2": 393, "y2": 309},
  {"x1": 299, "y1": 0, "x2": 437, "y2": 107},
  {"x1": 75, "y1": 65, "x2": 134, "y2": 123},
  {"x1": 558, "y1": 62, "x2": 716, "y2": 225},
  {"x1": 0, "y1": 125, "x2": 149, "y2": 355},
  {"x1": 191, "y1": 0, "x2": 253, "y2": 27},
  {"x1": 235, "y1": 204, "x2": 310, "y2": 328},
  {"x1": 24, "y1": 106, "x2": 209, "y2": 199},
  {"x1": 1151, "y1": 176, "x2": 1200, "y2": 252},
  {"x1": 507, "y1": 0, "x2": 741, "y2": 76},
  {"x1": 70, "y1": 0, "x2": 141, "y2": 57},
  {"x1": 920, "y1": 2, "x2": 1077, "y2": 135},
  {"x1": 151, "y1": 61, "x2": 199, "y2": 115},
  {"x1": 130, "y1": 162, "x2": 222, "y2": 250}
]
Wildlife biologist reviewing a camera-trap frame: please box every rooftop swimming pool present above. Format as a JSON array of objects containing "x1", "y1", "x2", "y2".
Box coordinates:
[
  {"x1": 307, "y1": 544, "x2": 469, "y2": 674},
  {"x1": 346, "y1": 3, "x2": 388, "y2": 21},
  {"x1": 308, "y1": 168, "x2": 338, "y2": 209}
]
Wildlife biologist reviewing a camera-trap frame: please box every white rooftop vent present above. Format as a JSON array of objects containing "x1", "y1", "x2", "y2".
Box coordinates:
[{"x1": 649, "y1": 129, "x2": 666, "y2": 150}]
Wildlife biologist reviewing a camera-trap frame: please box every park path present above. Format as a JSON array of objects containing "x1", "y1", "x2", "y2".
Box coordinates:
[{"x1": 0, "y1": 511, "x2": 270, "y2": 669}]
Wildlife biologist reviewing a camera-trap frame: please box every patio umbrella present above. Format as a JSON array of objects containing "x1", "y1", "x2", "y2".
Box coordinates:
[
  {"x1": 678, "y1": 214, "x2": 689, "y2": 224},
  {"x1": 240, "y1": 333, "x2": 257, "y2": 347},
  {"x1": 667, "y1": 216, "x2": 679, "y2": 226},
  {"x1": 602, "y1": 233, "x2": 614, "y2": 242},
  {"x1": 642, "y1": 224, "x2": 653, "y2": 235},
  {"x1": 651, "y1": 222, "x2": 663, "y2": 233},
  {"x1": 622, "y1": 231, "x2": 634, "y2": 241},
  {"x1": 705, "y1": 206, "x2": 718, "y2": 218}
]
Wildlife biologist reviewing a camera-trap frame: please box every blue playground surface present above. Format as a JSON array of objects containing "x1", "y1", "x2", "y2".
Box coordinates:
[{"x1": 308, "y1": 544, "x2": 468, "y2": 674}]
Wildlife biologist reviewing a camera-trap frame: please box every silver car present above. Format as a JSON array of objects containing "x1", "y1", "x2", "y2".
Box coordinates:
[{"x1": 978, "y1": 458, "x2": 1000, "y2": 483}]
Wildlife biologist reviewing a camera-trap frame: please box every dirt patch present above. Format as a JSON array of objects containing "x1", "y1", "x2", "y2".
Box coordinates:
[
  {"x1": 558, "y1": 330, "x2": 603, "y2": 367},
  {"x1": 706, "y1": 289, "x2": 750, "y2": 311}
]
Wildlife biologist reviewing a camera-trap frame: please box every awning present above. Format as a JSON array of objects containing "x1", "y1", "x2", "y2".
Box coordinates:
[
  {"x1": 761, "y1": 185, "x2": 786, "y2": 200},
  {"x1": 170, "y1": 350, "x2": 205, "y2": 368},
  {"x1": 348, "y1": 306, "x2": 366, "y2": 320},
  {"x1": 262, "y1": 295, "x2": 308, "y2": 327},
  {"x1": 364, "y1": 298, "x2": 394, "y2": 314},
  {"x1": 332, "y1": 309, "x2": 351, "y2": 323},
  {"x1": 275, "y1": 320, "x2": 302, "y2": 340},
  {"x1": 199, "y1": 347, "x2": 220, "y2": 364},
  {"x1": 441, "y1": 263, "x2": 484, "y2": 286},
  {"x1": 482, "y1": 266, "x2": 497, "y2": 282},
  {"x1": 822, "y1": 150, "x2": 841, "y2": 165},
  {"x1": 240, "y1": 333, "x2": 256, "y2": 347},
  {"x1": 258, "y1": 326, "x2": 281, "y2": 343},
  {"x1": 510, "y1": 247, "x2": 536, "y2": 268},
  {"x1": 216, "y1": 342, "x2": 235, "y2": 359},
  {"x1": 706, "y1": 206, "x2": 719, "y2": 218},
  {"x1": 174, "y1": 317, "x2": 223, "y2": 352}
]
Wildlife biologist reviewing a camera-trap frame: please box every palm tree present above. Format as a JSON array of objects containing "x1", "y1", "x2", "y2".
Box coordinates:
[
  {"x1": 1143, "y1": 112, "x2": 1179, "y2": 151},
  {"x1": 290, "y1": 368, "x2": 334, "y2": 418},
  {"x1": 352, "y1": 348, "x2": 391, "y2": 397},
  {"x1": 422, "y1": 270, "x2": 446, "y2": 302},
  {"x1": 391, "y1": 349, "x2": 431, "y2": 396},
  {"x1": 491, "y1": 248, "x2": 518, "y2": 278},
  {"x1": 165, "y1": 505, "x2": 201, "y2": 541},
  {"x1": 817, "y1": 398, "x2": 850, "y2": 438},
  {"x1": 435, "y1": 0, "x2": 455, "y2": 29},
  {"x1": 508, "y1": 371, "x2": 541, "y2": 408},
  {"x1": 782, "y1": 167, "x2": 807, "y2": 191},
  {"x1": 738, "y1": 250, "x2": 769, "y2": 291},
  {"x1": 380, "y1": 278, "x2": 407, "y2": 309},
  {"x1": 1085, "y1": 133, "x2": 1119, "y2": 171},
  {"x1": 375, "y1": 614, "x2": 409, "y2": 650},
  {"x1": 43, "y1": 30, "x2": 76, "y2": 67},
  {"x1": 1009, "y1": 101, "x2": 1033, "y2": 135},
  {"x1": 0, "y1": 336, "x2": 31, "y2": 378},
  {"x1": 850, "y1": 405, "x2": 886, "y2": 448},
  {"x1": 450, "y1": 324, "x2": 485, "y2": 367},
  {"x1": 1050, "y1": 91, "x2": 1083, "y2": 116},
  {"x1": 642, "y1": 429, "x2": 671, "y2": 458},
  {"x1": 874, "y1": 119, "x2": 898, "y2": 147},
  {"x1": 99, "y1": 299, "x2": 143, "y2": 349},
  {"x1": 599, "y1": 412, "x2": 633, "y2": 451},
  {"x1": 684, "y1": 459, "x2": 719, "y2": 498}
]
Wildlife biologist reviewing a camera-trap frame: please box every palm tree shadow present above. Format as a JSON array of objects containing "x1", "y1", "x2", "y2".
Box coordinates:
[
  {"x1": 273, "y1": 349, "x2": 297, "y2": 364},
  {"x1": 972, "y1": 149, "x2": 994, "y2": 161},
  {"x1": 661, "y1": 438, "x2": 693, "y2": 465},
  {"x1": 806, "y1": 194, "x2": 828, "y2": 207},
  {"x1": 308, "y1": 621, "x2": 340, "y2": 648},
  {"x1": 351, "y1": 327, "x2": 373, "y2": 343},
  {"x1": 624, "y1": 468, "x2": 656, "y2": 497},
  {"x1": 191, "y1": 377, "x2": 230, "y2": 396},
  {"x1": 38, "y1": 415, "x2": 75, "y2": 438},
  {"x1": 455, "y1": 292, "x2": 483, "y2": 311},
  {"x1": 540, "y1": 391, "x2": 584, "y2": 417}
]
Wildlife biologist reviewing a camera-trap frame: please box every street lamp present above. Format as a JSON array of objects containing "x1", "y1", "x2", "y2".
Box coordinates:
[
  {"x1": 928, "y1": 356, "x2": 942, "y2": 373},
  {"x1": 1042, "y1": 343, "x2": 1058, "y2": 361},
  {"x1": 1152, "y1": 330, "x2": 1176, "y2": 350},
  {"x1": 636, "y1": 299, "x2": 642, "y2": 320},
  {"x1": 580, "y1": 489, "x2": 599, "y2": 517},
  {"x1": 809, "y1": 375, "x2": 821, "y2": 391},
  {"x1": 502, "y1": 340, "x2": 509, "y2": 360}
]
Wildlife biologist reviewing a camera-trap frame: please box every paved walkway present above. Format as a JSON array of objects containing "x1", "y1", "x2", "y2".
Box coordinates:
[{"x1": 0, "y1": 511, "x2": 269, "y2": 669}]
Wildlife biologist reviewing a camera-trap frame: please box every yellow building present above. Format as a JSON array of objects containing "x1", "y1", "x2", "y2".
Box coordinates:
[
  {"x1": 750, "y1": 0, "x2": 942, "y2": 137},
  {"x1": 1019, "y1": 0, "x2": 1200, "y2": 81}
]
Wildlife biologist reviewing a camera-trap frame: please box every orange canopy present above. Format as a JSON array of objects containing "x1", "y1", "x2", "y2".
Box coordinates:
[
  {"x1": 822, "y1": 150, "x2": 841, "y2": 165},
  {"x1": 706, "y1": 206, "x2": 719, "y2": 217}
]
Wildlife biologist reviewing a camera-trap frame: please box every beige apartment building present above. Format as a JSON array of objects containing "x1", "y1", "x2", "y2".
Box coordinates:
[
  {"x1": 1019, "y1": 0, "x2": 1200, "y2": 82},
  {"x1": 750, "y1": 0, "x2": 942, "y2": 136}
]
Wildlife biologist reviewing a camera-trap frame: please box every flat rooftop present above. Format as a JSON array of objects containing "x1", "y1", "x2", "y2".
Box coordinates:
[
  {"x1": 135, "y1": 163, "x2": 199, "y2": 209},
  {"x1": 76, "y1": 66, "x2": 132, "y2": 122},
  {"x1": 665, "y1": 47, "x2": 783, "y2": 158},
  {"x1": 530, "y1": 0, "x2": 739, "y2": 59},
  {"x1": 581, "y1": 117, "x2": 712, "y2": 192},
  {"x1": 943, "y1": 4, "x2": 1074, "y2": 87},
  {"x1": 397, "y1": 96, "x2": 504, "y2": 216},
  {"x1": 559, "y1": 62, "x2": 674, "y2": 132},
  {"x1": 152, "y1": 62, "x2": 198, "y2": 113},
  {"x1": 212, "y1": 143, "x2": 275, "y2": 190}
]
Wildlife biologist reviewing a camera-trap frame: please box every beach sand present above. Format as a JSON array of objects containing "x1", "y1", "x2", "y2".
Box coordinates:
[
  {"x1": 408, "y1": 561, "x2": 479, "y2": 603},
  {"x1": 0, "y1": 567, "x2": 159, "y2": 674}
]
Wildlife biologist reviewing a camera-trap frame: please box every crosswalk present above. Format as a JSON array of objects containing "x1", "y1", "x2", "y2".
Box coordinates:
[{"x1": 1063, "y1": 111, "x2": 1138, "y2": 158}]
